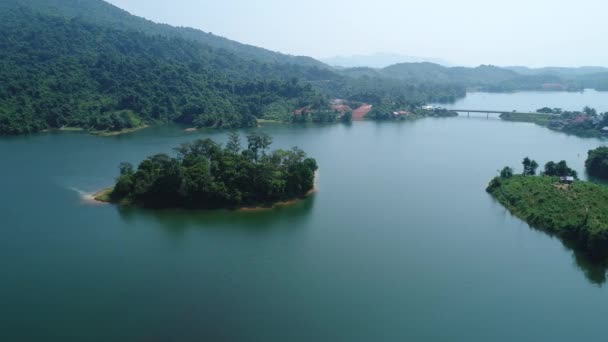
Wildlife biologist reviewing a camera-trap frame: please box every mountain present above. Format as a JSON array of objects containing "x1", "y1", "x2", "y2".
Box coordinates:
[
  {"x1": 0, "y1": 0, "x2": 328, "y2": 68},
  {"x1": 350, "y1": 62, "x2": 582, "y2": 92},
  {"x1": 0, "y1": 5, "x2": 336, "y2": 134},
  {"x1": 0, "y1": 0, "x2": 466, "y2": 135},
  {"x1": 322, "y1": 53, "x2": 451, "y2": 68}
]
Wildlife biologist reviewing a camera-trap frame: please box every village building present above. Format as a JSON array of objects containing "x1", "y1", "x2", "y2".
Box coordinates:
[{"x1": 560, "y1": 176, "x2": 575, "y2": 184}]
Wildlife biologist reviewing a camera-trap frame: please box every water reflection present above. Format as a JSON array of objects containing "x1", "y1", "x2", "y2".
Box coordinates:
[
  {"x1": 115, "y1": 196, "x2": 316, "y2": 236},
  {"x1": 560, "y1": 238, "x2": 608, "y2": 285},
  {"x1": 525, "y1": 224, "x2": 608, "y2": 285}
]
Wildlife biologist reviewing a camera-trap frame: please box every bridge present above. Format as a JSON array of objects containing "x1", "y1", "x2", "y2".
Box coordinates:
[{"x1": 449, "y1": 109, "x2": 560, "y2": 119}]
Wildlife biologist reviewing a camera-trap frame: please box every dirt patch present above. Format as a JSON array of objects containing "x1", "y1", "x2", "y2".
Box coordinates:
[
  {"x1": 553, "y1": 183, "x2": 570, "y2": 190},
  {"x1": 352, "y1": 104, "x2": 372, "y2": 120}
]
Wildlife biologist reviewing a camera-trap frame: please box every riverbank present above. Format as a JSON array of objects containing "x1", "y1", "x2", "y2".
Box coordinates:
[
  {"x1": 499, "y1": 113, "x2": 607, "y2": 138},
  {"x1": 487, "y1": 175, "x2": 608, "y2": 257},
  {"x1": 91, "y1": 124, "x2": 149, "y2": 137},
  {"x1": 499, "y1": 112, "x2": 554, "y2": 126}
]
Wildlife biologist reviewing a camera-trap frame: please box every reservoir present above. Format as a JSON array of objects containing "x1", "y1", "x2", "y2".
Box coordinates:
[{"x1": 2, "y1": 91, "x2": 608, "y2": 341}]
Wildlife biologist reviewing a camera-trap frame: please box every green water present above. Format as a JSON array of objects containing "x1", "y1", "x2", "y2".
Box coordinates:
[{"x1": 2, "y1": 93, "x2": 608, "y2": 341}]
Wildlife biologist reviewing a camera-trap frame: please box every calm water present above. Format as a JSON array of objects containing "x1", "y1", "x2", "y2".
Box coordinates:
[
  {"x1": 437, "y1": 89, "x2": 608, "y2": 113},
  {"x1": 2, "y1": 92, "x2": 608, "y2": 341}
]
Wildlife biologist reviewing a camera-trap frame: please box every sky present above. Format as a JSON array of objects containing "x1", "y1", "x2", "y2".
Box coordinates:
[{"x1": 106, "y1": 0, "x2": 608, "y2": 67}]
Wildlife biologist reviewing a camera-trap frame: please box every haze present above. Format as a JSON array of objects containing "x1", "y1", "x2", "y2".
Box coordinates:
[{"x1": 106, "y1": 0, "x2": 607, "y2": 67}]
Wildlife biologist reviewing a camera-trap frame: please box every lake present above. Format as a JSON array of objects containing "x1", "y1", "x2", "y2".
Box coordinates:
[
  {"x1": 436, "y1": 89, "x2": 608, "y2": 113},
  {"x1": 2, "y1": 91, "x2": 608, "y2": 341}
]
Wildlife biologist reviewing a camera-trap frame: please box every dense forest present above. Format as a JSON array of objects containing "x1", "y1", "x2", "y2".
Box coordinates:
[
  {"x1": 0, "y1": 0, "x2": 327, "y2": 68},
  {"x1": 101, "y1": 133, "x2": 318, "y2": 208},
  {"x1": 0, "y1": 2, "x2": 465, "y2": 135},
  {"x1": 3, "y1": 0, "x2": 608, "y2": 135},
  {"x1": 0, "y1": 7, "x2": 335, "y2": 134}
]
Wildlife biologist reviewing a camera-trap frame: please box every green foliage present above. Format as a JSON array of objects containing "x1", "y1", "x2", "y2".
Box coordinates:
[
  {"x1": 487, "y1": 175, "x2": 608, "y2": 258},
  {"x1": 543, "y1": 160, "x2": 578, "y2": 179},
  {"x1": 536, "y1": 107, "x2": 555, "y2": 114},
  {"x1": 522, "y1": 157, "x2": 539, "y2": 176},
  {"x1": 341, "y1": 111, "x2": 353, "y2": 123},
  {"x1": 0, "y1": 8, "x2": 329, "y2": 135},
  {"x1": 109, "y1": 134, "x2": 318, "y2": 208},
  {"x1": 585, "y1": 147, "x2": 608, "y2": 180},
  {"x1": 500, "y1": 166, "x2": 514, "y2": 179}
]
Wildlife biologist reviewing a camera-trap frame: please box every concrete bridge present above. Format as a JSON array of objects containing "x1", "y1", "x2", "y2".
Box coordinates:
[{"x1": 449, "y1": 109, "x2": 560, "y2": 119}]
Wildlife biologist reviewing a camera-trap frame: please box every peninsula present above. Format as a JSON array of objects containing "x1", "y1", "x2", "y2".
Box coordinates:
[
  {"x1": 95, "y1": 132, "x2": 318, "y2": 209},
  {"x1": 487, "y1": 158, "x2": 608, "y2": 258}
]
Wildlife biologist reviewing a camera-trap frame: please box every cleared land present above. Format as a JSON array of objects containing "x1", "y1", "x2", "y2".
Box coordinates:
[{"x1": 352, "y1": 104, "x2": 372, "y2": 120}]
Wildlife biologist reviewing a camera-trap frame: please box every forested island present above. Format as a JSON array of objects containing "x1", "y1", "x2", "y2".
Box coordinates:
[
  {"x1": 95, "y1": 133, "x2": 318, "y2": 209},
  {"x1": 487, "y1": 157, "x2": 608, "y2": 258}
]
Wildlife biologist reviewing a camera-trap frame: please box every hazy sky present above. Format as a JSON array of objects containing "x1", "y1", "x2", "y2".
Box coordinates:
[{"x1": 106, "y1": 0, "x2": 607, "y2": 67}]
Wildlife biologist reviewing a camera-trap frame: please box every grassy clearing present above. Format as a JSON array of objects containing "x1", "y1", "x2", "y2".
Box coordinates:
[{"x1": 93, "y1": 188, "x2": 114, "y2": 202}]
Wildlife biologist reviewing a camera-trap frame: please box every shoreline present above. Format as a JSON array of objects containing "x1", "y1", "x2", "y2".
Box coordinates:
[{"x1": 92, "y1": 125, "x2": 149, "y2": 137}]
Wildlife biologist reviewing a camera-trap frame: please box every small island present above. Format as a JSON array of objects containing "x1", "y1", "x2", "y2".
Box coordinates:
[
  {"x1": 487, "y1": 158, "x2": 608, "y2": 258},
  {"x1": 96, "y1": 132, "x2": 318, "y2": 209}
]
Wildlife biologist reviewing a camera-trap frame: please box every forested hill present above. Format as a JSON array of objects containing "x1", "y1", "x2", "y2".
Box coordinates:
[
  {"x1": 339, "y1": 62, "x2": 608, "y2": 92},
  {"x1": 0, "y1": 7, "x2": 333, "y2": 134},
  {"x1": 339, "y1": 63, "x2": 578, "y2": 91},
  {"x1": 0, "y1": 0, "x2": 327, "y2": 68},
  {"x1": 0, "y1": 1, "x2": 468, "y2": 135}
]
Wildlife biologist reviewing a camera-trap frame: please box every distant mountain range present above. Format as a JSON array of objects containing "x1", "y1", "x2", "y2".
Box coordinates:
[
  {"x1": 335, "y1": 62, "x2": 608, "y2": 92},
  {"x1": 505, "y1": 66, "x2": 608, "y2": 77},
  {"x1": 322, "y1": 53, "x2": 452, "y2": 68}
]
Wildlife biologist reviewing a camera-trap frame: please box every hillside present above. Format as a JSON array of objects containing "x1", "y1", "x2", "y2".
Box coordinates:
[
  {"x1": 0, "y1": 0, "x2": 327, "y2": 68},
  {"x1": 322, "y1": 53, "x2": 451, "y2": 68},
  {"x1": 0, "y1": 1, "x2": 473, "y2": 134},
  {"x1": 0, "y1": 7, "x2": 331, "y2": 134},
  {"x1": 376, "y1": 63, "x2": 582, "y2": 91}
]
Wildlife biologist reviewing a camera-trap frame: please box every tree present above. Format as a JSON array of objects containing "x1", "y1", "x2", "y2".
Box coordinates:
[
  {"x1": 522, "y1": 157, "x2": 539, "y2": 176},
  {"x1": 544, "y1": 160, "x2": 578, "y2": 179},
  {"x1": 544, "y1": 161, "x2": 557, "y2": 176},
  {"x1": 537, "y1": 107, "x2": 553, "y2": 114},
  {"x1": 247, "y1": 131, "x2": 272, "y2": 161},
  {"x1": 500, "y1": 166, "x2": 514, "y2": 179},
  {"x1": 586, "y1": 147, "x2": 608, "y2": 180},
  {"x1": 120, "y1": 162, "x2": 134, "y2": 176},
  {"x1": 341, "y1": 111, "x2": 353, "y2": 123},
  {"x1": 226, "y1": 132, "x2": 241, "y2": 153},
  {"x1": 583, "y1": 106, "x2": 597, "y2": 116}
]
